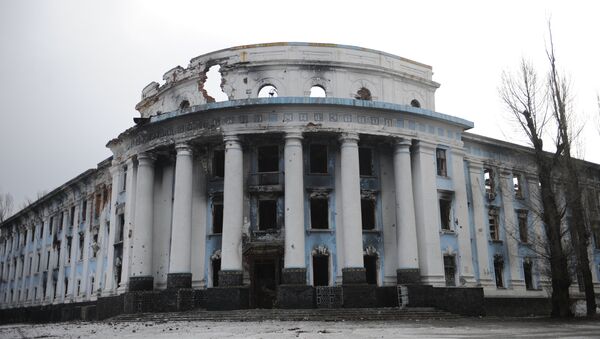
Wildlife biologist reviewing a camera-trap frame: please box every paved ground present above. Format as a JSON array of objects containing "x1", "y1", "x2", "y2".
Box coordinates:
[{"x1": 1, "y1": 317, "x2": 600, "y2": 339}]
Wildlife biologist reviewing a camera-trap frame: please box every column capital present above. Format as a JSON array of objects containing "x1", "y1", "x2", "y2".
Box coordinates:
[
  {"x1": 284, "y1": 130, "x2": 303, "y2": 141},
  {"x1": 137, "y1": 152, "x2": 156, "y2": 166},
  {"x1": 393, "y1": 138, "x2": 412, "y2": 149},
  {"x1": 175, "y1": 143, "x2": 193, "y2": 155},
  {"x1": 338, "y1": 132, "x2": 359, "y2": 143},
  {"x1": 223, "y1": 133, "x2": 240, "y2": 143}
]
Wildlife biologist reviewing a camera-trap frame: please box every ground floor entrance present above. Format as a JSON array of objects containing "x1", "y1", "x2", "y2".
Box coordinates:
[{"x1": 245, "y1": 244, "x2": 283, "y2": 309}]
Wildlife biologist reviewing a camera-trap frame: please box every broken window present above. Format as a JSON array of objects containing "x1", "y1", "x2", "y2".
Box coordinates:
[
  {"x1": 518, "y1": 210, "x2": 528, "y2": 243},
  {"x1": 70, "y1": 206, "x2": 76, "y2": 226},
  {"x1": 443, "y1": 255, "x2": 456, "y2": 287},
  {"x1": 312, "y1": 255, "x2": 329, "y2": 286},
  {"x1": 212, "y1": 149, "x2": 225, "y2": 178},
  {"x1": 212, "y1": 258, "x2": 221, "y2": 287},
  {"x1": 117, "y1": 214, "x2": 125, "y2": 242},
  {"x1": 81, "y1": 201, "x2": 87, "y2": 222},
  {"x1": 258, "y1": 200, "x2": 277, "y2": 231},
  {"x1": 310, "y1": 197, "x2": 329, "y2": 229},
  {"x1": 258, "y1": 84, "x2": 278, "y2": 98},
  {"x1": 359, "y1": 147, "x2": 373, "y2": 176},
  {"x1": 488, "y1": 208, "x2": 500, "y2": 241},
  {"x1": 410, "y1": 99, "x2": 421, "y2": 108},
  {"x1": 309, "y1": 144, "x2": 328, "y2": 174},
  {"x1": 258, "y1": 145, "x2": 279, "y2": 173},
  {"x1": 179, "y1": 100, "x2": 190, "y2": 109},
  {"x1": 79, "y1": 234, "x2": 84, "y2": 261},
  {"x1": 494, "y1": 256, "x2": 504, "y2": 288},
  {"x1": 66, "y1": 237, "x2": 72, "y2": 264},
  {"x1": 484, "y1": 168, "x2": 495, "y2": 195},
  {"x1": 355, "y1": 87, "x2": 372, "y2": 101},
  {"x1": 524, "y1": 260, "x2": 534, "y2": 290},
  {"x1": 122, "y1": 166, "x2": 127, "y2": 192},
  {"x1": 513, "y1": 174, "x2": 523, "y2": 199},
  {"x1": 310, "y1": 85, "x2": 326, "y2": 98},
  {"x1": 364, "y1": 255, "x2": 378, "y2": 285},
  {"x1": 95, "y1": 194, "x2": 102, "y2": 219},
  {"x1": 436, "y1": 148, "x2": 447, "y2": 176},
  {"x1": 439, "y1": 197, "x2": 452, "y2": 231},
  {"x1": 212, "y1": 201, "x2": 224, "y2": 234},
  {"x1": 361, "y1": 198, "x2": 376, "y2": 230}
]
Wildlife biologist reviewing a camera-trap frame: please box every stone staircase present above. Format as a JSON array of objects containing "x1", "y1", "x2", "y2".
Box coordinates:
[{"x1": 109, "y1": 307, "x2": 459, "y2": 322}]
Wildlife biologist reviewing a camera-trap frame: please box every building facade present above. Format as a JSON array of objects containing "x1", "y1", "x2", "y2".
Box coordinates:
[{"x1": 1, "y1": 43, "x2": 600, "y2": 315}]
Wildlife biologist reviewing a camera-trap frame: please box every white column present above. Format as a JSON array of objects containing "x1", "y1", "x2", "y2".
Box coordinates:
[
  {"x1": 284, "y1": 131, "x2": 306, "y2": 271},
  {"x1": 411, "y1": 140, "x2": 444, "y2": 285},
  {"x1": 191, "y1": 154, "x2": 208, "y2": 288},
  {"x1": 393, "y1": 139, "x2": 419, "y2": 282},
  {"x1": 339, "y1": 133, "x2": 365, "y2": 277},
  {"x1": 103, "y1": 165, "x2": 120, "y2": 294},
  {"x1": 450, "y1": 148, "x2": 476, "y2": 285},
  {"x1": 220, "y1": 134, "x2": 244, "y2": 283},
  {"x1": 467, "y1": 160, "x2": 494, "y2": 288},
  {"x1": 499, "y1": 170, "x2": 522, "y2": 289},
  {"x1": 168, "y1": 143, "x2": 194, "y2": 287},
  {"x1": 118, "y1": 158, "x2": 136, "y2": 292},
  {"x1": 130, "y1": 153, "x2": 156, "y2": 289}
]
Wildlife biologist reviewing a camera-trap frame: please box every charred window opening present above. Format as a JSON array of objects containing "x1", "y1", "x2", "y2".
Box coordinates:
[
  {"x1": 439, "y1": 196, "x2": 452, "y2": 231},
  {"x1": 309, "y1": 144, "x2": 328, "y2": 174},
  {"x1": 95, "y1": 193, "x2": 103, "y2": 219},
  {"x1": 212, "y1": 258, "x2": 221, "y2": 287},
  {"x1": 59, "y1": 212, "x2": 64, "y2": 232},
  {"x1": 484, "y1": 168, "x2": 495, "y2": 195},
  {"x1": 310, "y1": 85, "x2": 326, "y2": 97},
  {"x1": 359, "y1": 147, "x2": 373, "y2": 176},
  {"x1": 361, "y1": 198, "x2": 376, "y2": 230},
  {"x1": 81, "y1": 201, "x2": 87, "y2": 222},
  {"x1": 444, "y1": 255, "x2": 456, "y2": 287},
  {"x1": 593, "y1": 223, "x2": 600, "y2": 250},
  {"x1": 258, "y1": 200, "x2": 277, "y2": 231},
  {"x1": 410, "y1": 99, "x2": 421, "y2": 108},
  {"x1": 258, "y1": 84, "x2": 278, "y2": 98},
  {"x1": 436, "y1": 148, "x2": 447, "y2": 176},
  {"x1": 258, "y1": 145, "x2": 279, "y2": 173},
  {"x1": 524, "y1": 260, "x2": 534, "y2": 290},
  {"x1": 489, "y1": 208, "x2": 500, "y2": 241},
  {"x1": 212, "y1": 201, "x2": 224, "y2": 234},
  {"x1": 117, "y1": 214, "x2": 125, "y2": 242},
  {"x1": 312, "y1": 255, "x2": 329, "y2": 286},
  {"x1": 355, "y1": 87, "x2": 372, "y2": 101},
  {"x1": 494, "y1": 256, "x2": 504, "y2": 288},
  {"x1": 513, "y1": 174, "x2": 523, "y2": 199},
  {"x1": 364, "y1": 255, "x2": 378, "y2": 285},
  {"x1": 122, "y1": 166, "x2": 127, "y2": 191},
  {"x1": 70, "y1": 206, "x2": 76, "y2": 226},
  {"x1": 64, "y1": 278, "x2": 68, "y2": 296},
  {"x1": 78, "y1": 234, "x2": 84, "y2": 261},
  {"x1": 179, "y1": 100, "x2": 190, "y2": 110},
  {"x1": 518, "y1": 210, "x2": 528, "y2": 243},
  {"x1": 310, "y1": 197, "x2": 329, "y2": 229},
  {"x1": 66, "y1": 237, "x2": 72, "y2": 264},
  {"x1": 212, "y1": 149, "x2": 225, "y2": 178}
]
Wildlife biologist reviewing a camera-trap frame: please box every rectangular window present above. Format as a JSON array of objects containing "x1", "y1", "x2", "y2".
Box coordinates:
[
  {"x1": 484, "y1": 168, "x2": 495, "y2": 194},
  {"x1": 518, "y1": 210, "x2": 528, "y2": 243},
  {"x1": 312, "y1": 255, "x2": 329, "y2": 286},
  {"x1": 77, "y1": 280, "x2": 81, "y2": 296},
  {"x1": 309, "y1": 144, "x2": 328, "y2": 174},
  {"x1": 212, "y1": 149, "x2": 225, "y2": 178},
  {"x1": 310, "y1": 197, "x2": 329, "y2": 229},
  {"x1": 95, "y1": 194, "x2": 102, "y2": 219},
  {"x1": 66, "y1": 237, "x2": 72, "y2": 264},
  {"x1": 81, "y1": 201, "x2": 87, "y2": 222},
  {"x1": 494, "y1": 258, "x2": 504, "y2": 288},
  {"x1": 258, "y1": 145, "x2": 279, "y2": 173},
  {"x1": 364, "y1": 255, "x2": 377, "y2": 285},
  {"x1": 592, "y1": 223, "x2": 600, "y2": 250},
  {"x1": 439, "y1": 198, "x2": 452, "y2": 230},
  {"x1": 49, "y1": 216, "x2": 54, "y2": 235},
  {"x1": 489, "y1": 208, "x2": 500, "y2": 241},
  {"x1": 29, "y1": 257, "x2": 32, "y2": 275},
  {"x1": 36, "y1": 253, "x2": 40, "y2": 272},
  {"x1": 59, "y1": 212, "x2": 64, "y2": 232},
  {"x1": 70, "y1": 206, "x2": 76, "y2": 226},
  {"x1": 436, "y1": 148, "x2": 447, "y2": 176},
  {"x1": 524, "y1": 260, "x2": 534, "y2": 290},
  {"x1": 46, "y1": 250, "x2": 50, "y2": 270},
  {"x1": 117, "y1": 214, "x2": 125, "y2": 242},
  {"x1": 79, "y1": 235, "x2": 84, "y2": 261},
  {"x1": 361, "y1": 198, "x2": 376, "y2": 230},
  {"x1": 212, "y1": 258, "x2": 221, "y2": 287},
  {"x1": 212, "y1": 202, "x2": 224, "y2": 234},
  {"x1": 122, "y1": 166, "x2": 128, "y2": 191},
  {"x1": 358, "y1": 147, "x2": 373, "y2": 176},
  {"x1": 443, "y1": 255, "x2": 456, "y2": 287},
  {"x1": 513, "y1": 174, "x2": 523, "y2": 199},
  {"x1": 258, "y1": 200, "x2": 277, "y2": 231}
]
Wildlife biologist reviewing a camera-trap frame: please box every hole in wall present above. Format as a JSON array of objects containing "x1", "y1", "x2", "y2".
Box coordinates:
[
  {"x1": 204, "y1": 65, "x2": 228, "y2": 102},
  {"x1": 355, "y1": 87, "x2": 372, "y2": 100},
  {"x1": 410, "y1": 99, "x2": 421, "y2": 108},
  {"x1": 258, "y1": 85, "x2": 278, "y2": 98},
  {"x1": 310, "y1": 85, "x2": 326, "y2": 97}
]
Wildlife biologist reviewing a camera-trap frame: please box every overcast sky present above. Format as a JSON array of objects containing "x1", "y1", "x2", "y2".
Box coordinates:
[{"x1": 0, "y1": 0, "x2": 598, "y2": 211}]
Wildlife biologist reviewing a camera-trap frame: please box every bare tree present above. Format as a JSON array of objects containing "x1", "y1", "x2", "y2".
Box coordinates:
[{"x1": 0, "y1": 192, "x2": 14, "y2": 223}]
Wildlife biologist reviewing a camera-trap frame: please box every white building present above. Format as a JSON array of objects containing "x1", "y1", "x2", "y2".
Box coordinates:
[{"x1": 1, "y1": 43, "x2": 599, "y2": 318}]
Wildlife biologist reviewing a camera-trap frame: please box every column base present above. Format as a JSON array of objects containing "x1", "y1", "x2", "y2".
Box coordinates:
[
  {"x1": 342, "y1": 284, "x2": 377, "y2": 308},
  {"x1": 277, "y1": 285, "x2": 314, "y2": 309},
  {"x1": 282, "y1": 268, "x2": 306, "y2": 284},
  {"x1": 167, "y1": 273, "x2": 192, "y2": 289},
  {"x1": 218, "y1": 270, "x2": 243, "y2": 287},
  {"x1": 205, "y1": 286, "x2": 249, "y2": 311},
  {"x1": 342, "y1": 267, "x2": 366, "y2": 285},
  {"x1": 397, "y1": 268, "x2": 421, "y2": 284},
  {"x1": 128, "y1": 276, "x2": 154, "y2": 291}
]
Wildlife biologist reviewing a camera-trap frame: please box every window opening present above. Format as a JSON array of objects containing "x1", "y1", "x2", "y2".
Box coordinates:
[
  {"x1": 484, "y1": 168, "x2": 495, "y2": 194},
  {"x1": 90, "y1": 277, "x2": 95, "y2": 294},
  {"x1": 524, "y1": 260, "x2": 534, "y2": 290},
  {"x1": 436, "y1": 149, "x2": 447, "y2": 176},
  {"x1": 122, "y1": 166, "x2": 127, "y2": 191},
  {"x1": 518, "y1": 210, "x2": 528, "y2": 243},
  {"x1": 212, "y1": 258, "x2": 221, "y2": 287},
  {"x1": 212, "y1": 201, "x2": 224, "y2": 234},
  {"x1": 489, "y1": 208, "x2": 500, "y2": 241},
  {"x1": 258, "y1": 84, "x2": 278, "y2": 98},
  {"x1": 49, "y1": 216, "x2": 54, "y2": 234},
  {"x1": 81, "y1": 201, "x2": 87, "y2": 222},
  {"x1": 439, "y1": 197, "x2": 452, "y2": 231},
  {"x1": 364, "y1": 255, "x2": 378, "y2": 285},
  {"x1": 258, "y1": 200, "x2": 277, "y2": 231},
  {"x1": 117, "y1": 214, "x2": 125, "y2": 242},
  {"x1": 79, "y1": 234, "x2": 84, "y2": 261},
  {"x1": 443, "y1": 255, "x2": 456, "y2": 286},
  {"x1": 359, "y1": 147, "x2": 373, "y2": 176},
  {"x1": 309, "y1": 144, "x2": 328, "y2": 174},
  {"x1": 355, "y1": 87, "x2": 372, "y2": 100},
  {"x1": 593, "y1": 223, "x2": 600, "y2": 250},
  {"x1": 70, "y1": 206, "x2": 76, "y2": 226},
  {"x1": 66, "y1": 237, "x2": 72, "y2": 264},
  {"x1": 212, "y1": 149, "x2": 225, "y2": 178},
  {"x1": 179, "y1": 100, "x2": 190, "y2": 109},
  {"x1": 312, "y1": 255, "x2": 329, "y2": 286},
  {"x1": 361, "y1": 198, "x2": 376, "y2": 230},
  {"x1": 494, "y1": 256, "x2": 504, "y2": 288},
  {"x1": 410, "y1": 99, "x2": 421, "y2": 108},
  {"x1": 258, "y1": 145, "x2": 279, "y2": 173},
  {"x1": 77, "y1": 279, "x2": 81, "y2": 296},
  {"x1": 310, "y1": 197, "x2": 329, "y2": 229},
  {"x1": 310, "y1": 85, "x2": 326, "y2": 97},
  {"x1": 513, "y1": 174, "x2": 523, "y2": 199},
  {"x1": 205, "y1": 65, "x2": 228, "y2": 102}
]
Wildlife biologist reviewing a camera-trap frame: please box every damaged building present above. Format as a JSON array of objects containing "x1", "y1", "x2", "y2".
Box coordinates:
[{"x1": 1, "y1": 43, "x2": 600, "y2": 319}]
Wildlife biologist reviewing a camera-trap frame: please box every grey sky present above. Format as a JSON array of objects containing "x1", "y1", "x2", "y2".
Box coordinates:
[{"x1": 1, "y1": 0, "x2": 598, "y2": 210}]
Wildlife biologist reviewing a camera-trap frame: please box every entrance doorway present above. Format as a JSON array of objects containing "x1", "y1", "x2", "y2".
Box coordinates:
[{"x1": 251, "y1": 258, "x2": 281, "y2": 308}]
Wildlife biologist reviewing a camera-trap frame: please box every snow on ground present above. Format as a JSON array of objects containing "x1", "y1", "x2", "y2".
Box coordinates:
[{"x1": 1, "y1": 318, "x2": 600, "y2": 339}]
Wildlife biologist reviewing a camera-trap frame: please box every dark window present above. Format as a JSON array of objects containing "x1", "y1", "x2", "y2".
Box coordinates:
[
  {"x1": 410, "y1": 99, "x2": 421, "y2": 108},
  {"x1": 439, "y1": 198, "x2": 452, "y2": 230},
  {"x1": 70, "y1": 206, "x2": 76, "y2": 226},
  {"x1": 179, "y1": 100, "x2": 190, "y2": 109},
  {"x1": 310, "y1": 197, "x2": 329, "y2": 229},
  {"x1": 513, "y1": 174, "x2": 523, "y2": 199},
  {"x1": 258, "y1": 200, "x2": 277, "y2": 231},
  {"x1": 489, "y1": 208, "x2": 500, "y2": 241},
  {"x1": 355, "y1": 87, "x2": 372, "y2": 101},
  {"x1": 494, "y1": 258, "x2": 504, "y2": 288},
  {"x1": 59, "y1": 212, "x2": 64, "y2": 232},
  {"x1": 117, "y1": 214, "x2": 125, "y2": 242},
  {"x1": 64, "y1": 278, "x2": 68, "y2": 296},
  {"x1": 312, "y1": 255, "x2": 329, "y2": 286},
  {"x1": 79, "y1": 234, "x2": 84, "y2": 261},
  {"x1": 49, "y1": 216, "x2": 54, "y2": 234},
  {"x1": 361, "y1": 198, "x2": 376, "y2": 230},
  {"x1": 213, "y1": 150, "x2": 225, "y2": 178},
  {"x1": 36, "y1": 253, "x2": 40, "y2": 272},
  {"x1": 258, "y1": 146, "x2": 279, "y2": 173},
  {"x1": 212, "y1": 258, "x2": 221, "y2": 287},
  {"x1": 484, "y1": 168, "x2": 495, "y2": 194},
  {"x1": 46, "y1": 251, "x2": 50, "y2": 270},
  {"x1": 443, "y1": 255, "x2": 456, "y2": 286},
  {"x1": 309, "y1": 144, "x2": 328, "y2": 174},
  {"x1": 212, "y1": 202, "x2": 224, "y2": 234},
  {"x1": 122, "y1": 167, "x2": 127, "y2": 191},
  {"x1": 524, "y1": 261, "x2": 534, "y2": 290},
  {"x1": 436, "y1": 149, "x2": 447, "y2": 176},
  {"x1": 81, "y1": 201, "x2": 87, "y2": 222},
  {"x1": 66, "y1": 237, "x2": 72, "y2": 263},
  {"x1": 364, "y1": 255, "x2": 377, "y2": 285},
  {"x1": 359, "y1": 147, "x2": 373, "y2": 176},
  {"x1": 518, "y1": 210, "x2": 528, "y2": 243},
  {"x1": 593, "y1": 224, "x2": 600, "y2": 250}
]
